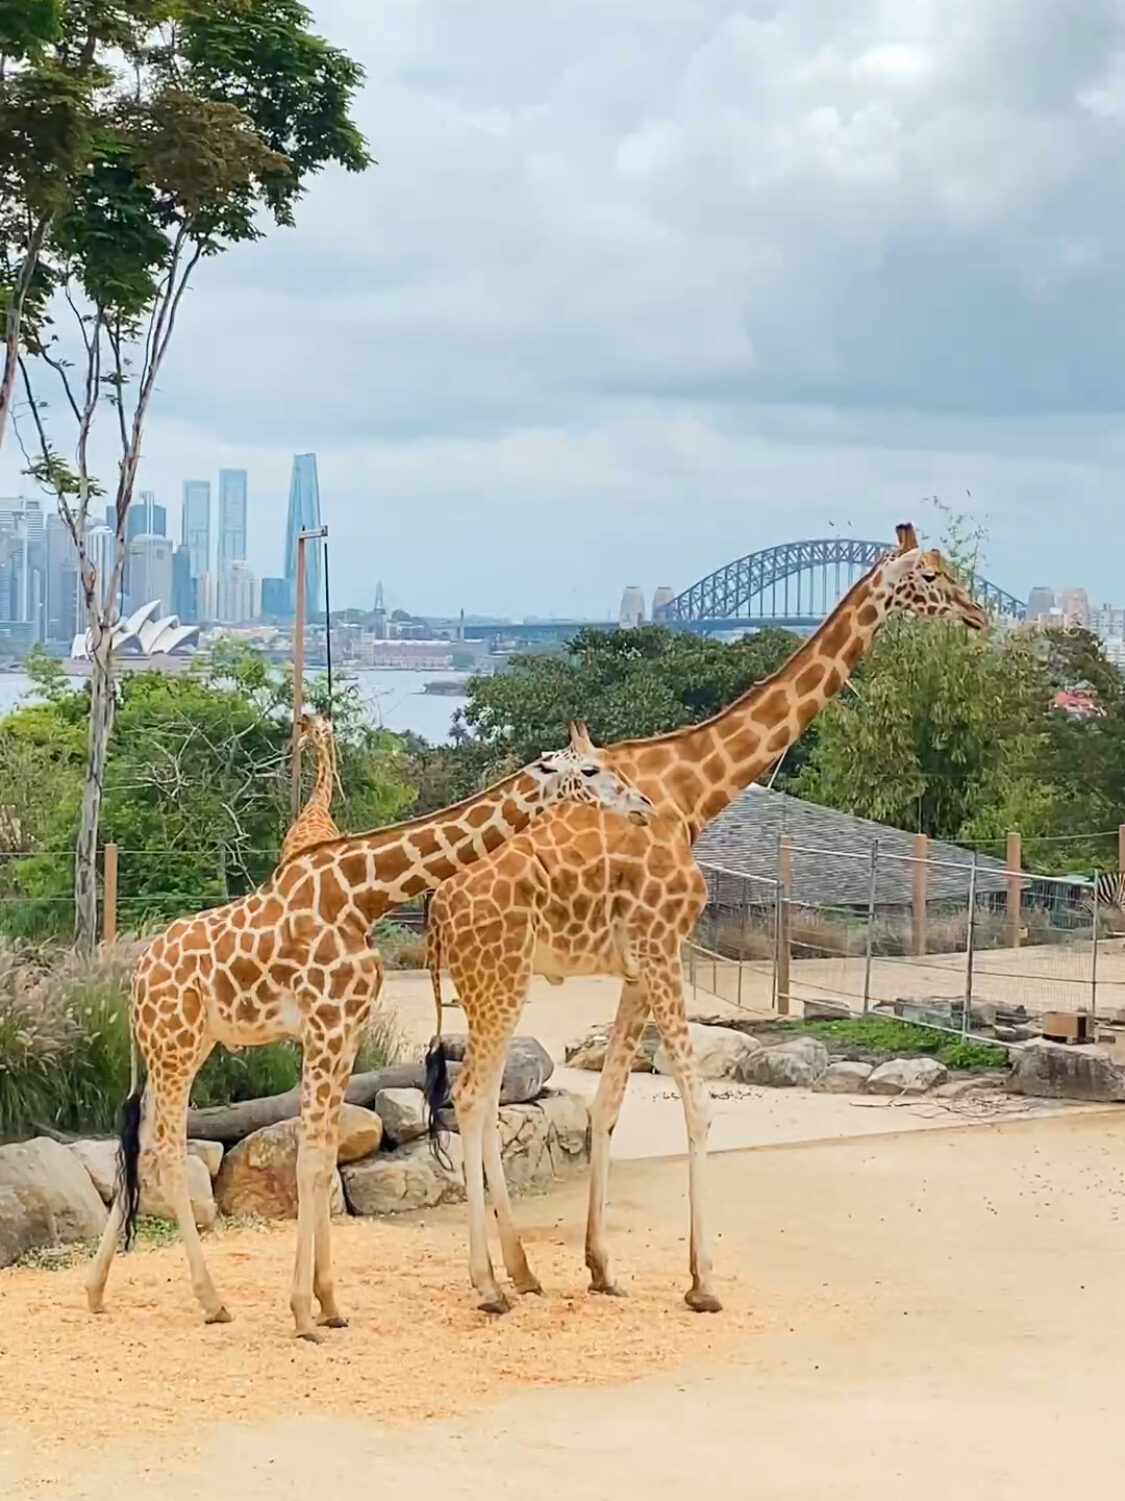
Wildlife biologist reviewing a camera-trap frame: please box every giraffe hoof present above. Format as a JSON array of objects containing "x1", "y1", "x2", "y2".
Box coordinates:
[
  {"x1": 513, "y1": 1276, "x2": 543, "y2": 1298},
  {"x1": 205, "y1": 1305, "x2": 233, "y2": 1325},
  {"x1": 588, "y1": 1279, "x2": 627, "y2": 1298},
  {"x1": 296, "y1": 1328, "x2": 324, "y2": 1344},
  {"x1": 477, "y1": 1293, "x2": 512, "y2": 1316},
  {"x1": 684, "y1": 1289, "x2": 723, "y2": 1314},
  {"x1": 319, "y1": 1313, "x2": 349, "y2": 1329}
]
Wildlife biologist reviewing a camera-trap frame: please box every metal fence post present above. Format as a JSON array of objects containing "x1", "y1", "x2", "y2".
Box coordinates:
[
  {"x1": 1006, "y1": 831, "x2": 1022, "y2": 949},
  {"x1": 1091, "y1": 872, "x2": 1100, "y2": 1025},
  {"x1": 862, "y1": 840, "x2": 879, "y2": 1015},
  {"x1": 963, "y1": 853, "x2": 978, "y2": 1037},
  {"x1": 102, "y1": 843, "x2": 118, "y2": 946}
]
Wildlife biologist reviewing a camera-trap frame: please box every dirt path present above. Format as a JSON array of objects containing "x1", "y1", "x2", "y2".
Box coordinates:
[{"x1": 5, "y1": 1110, "x2": 1125, "y2": 1499}]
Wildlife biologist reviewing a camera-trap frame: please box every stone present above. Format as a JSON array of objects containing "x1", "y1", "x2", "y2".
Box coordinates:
[
  {"x1": 373, "y1": 1087, "x2": 428, "y2": 1144},
  {"x1": 995, "y1": 1024, "x2": 1039, "y2": 1043},
  {"x1": 68, "y1": 1139, "x2": 119, "y2": 1204},
  {"x1": 336, "y1": 1104, "x2": 384, "y2": 1164},
  {"x1": 342, "y1": 1135, "x2": 465, "y2": 1216},
  {"x1": 436, "y1": 1035, "x2": 554, "y2": 1104},
  {"x1": 813, "y1": 1060, "x2": 874, "y2": 1094},
  {"x1": 564, "y1": 1023, "x2": 656, "y2": 1074},
  {"x1": 1010, "y1": 1042, "x2": 1125, "y2": 1103},
  {"x1": 802, "y1": 997, "x2": 852, "y2": 1021},
  {"x1": 141, "y1": 1153, "x2": 217, "y2": 1231},
  {"x1": 740, "y1": 1036, "x2": 829, "y2": 1088},
  {"x1": 187, "y1": 1139, "x2": 224, "y2": 1179},
  {"x1": 933, "y1": 1071, "x2": 1012, "y2": 1100},
  {"x1": 214, "y1": 1118, "x2": 346, "y2": 1219},
  {"x1": 0, "y1": 1184, "x2": 54, "y2": 1268},
  {"x1": 655, "y1": 1022, "x2": 761, "y2": 1081},
  {"x1": 865, "y1": 1057, "x2": 948, "y2": 1096},
  {"x1": 0, "y1": 1137, "x2": 107, "y2": 1242}
]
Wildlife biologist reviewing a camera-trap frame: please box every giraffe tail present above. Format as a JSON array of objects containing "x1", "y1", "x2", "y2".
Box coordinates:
[
  {"x1": 114, "y1": 997, "x2": 145, "y2": 1252},
  {"x1": 422, "y1": 919, "x2": 454, "y2": 1171}
]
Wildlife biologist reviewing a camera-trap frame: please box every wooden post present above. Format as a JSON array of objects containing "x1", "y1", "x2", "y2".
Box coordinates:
[
  {"x1": 102, "y1": 843, "x2": 118, "y2": 946},
  {"x1": 776, "y1": 835, "x2": 793, "y2": 1016},
  {"x1": 290, "y1": 534, "x2": 308, "y2": 820},
  {"x1": 1006, "y1": 831, "x2": 1022, "y2": 949},
  {"x1": 912, "y1": 832, "x2": 928, "y2": 956},
  {"x1": 1119, "y1": 823, "x2": 1125, "y2": 876}
]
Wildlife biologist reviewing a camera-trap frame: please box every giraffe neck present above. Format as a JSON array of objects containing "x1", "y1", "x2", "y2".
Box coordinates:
[
  {"x1": 311, "y1": 731, "x2": 336, "y2": 811},
  {"x1": 607, "y1": 568, "x2": 893, "y2": 837},
  {"x1": 275, "y1": 768, "x2": 552, "y2": 924}
]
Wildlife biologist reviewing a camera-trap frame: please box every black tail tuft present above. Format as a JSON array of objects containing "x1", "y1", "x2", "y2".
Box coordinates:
[
  {"x1": 115, "y1": 1089, "x2": 143, "y2": 1251},
  {"x1": 423, "y1": 1037, "x2": 454, "y2": 1171}
]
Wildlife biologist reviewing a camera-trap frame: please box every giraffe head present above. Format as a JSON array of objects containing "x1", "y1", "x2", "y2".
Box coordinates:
[
  {"x1": 528, "y1": 723, "x2": 653, "y2": 824},
  {"x1": 297, "y1": 713, "x2": 342, "y2": 794},
  {"x1": 877, "y1": 522, "x2": 989, "y2": 631}
]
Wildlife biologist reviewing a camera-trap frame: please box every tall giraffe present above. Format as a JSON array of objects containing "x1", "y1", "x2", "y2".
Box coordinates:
[
  {"x1": 85, "y1": 728, "x2": 653, "y2": 1340},
  {"x1": 281, "y1": 713, "x2": 342, "y2": 862},
  {"x1": 425, "y1": 526, "x2": 988, "y2": 1313}
]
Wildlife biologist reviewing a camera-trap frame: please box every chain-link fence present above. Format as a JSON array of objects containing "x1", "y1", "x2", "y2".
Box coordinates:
[{"x1": 688, "y1": 839, "x2": 1125, "y2": 1035}]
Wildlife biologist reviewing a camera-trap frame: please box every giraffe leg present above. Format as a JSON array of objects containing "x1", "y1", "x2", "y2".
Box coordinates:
[
  {"x1": 482, "y1": 1071, "x2": 541, "y2": 1296},
  {"x1": 85, "y1": 1179, "x2": 127, "y2": 1313},
  {"x1": 585, "y1": 981, "x2": 648, "y2": 1297},
  {"x1": 646, "y1": 961, "x2": 721, "y2": 1313}
]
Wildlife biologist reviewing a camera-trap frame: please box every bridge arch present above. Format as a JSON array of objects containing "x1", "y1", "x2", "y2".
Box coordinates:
[{"x1": 653, "y1": 538, "x2": 1025, "y2": 626}]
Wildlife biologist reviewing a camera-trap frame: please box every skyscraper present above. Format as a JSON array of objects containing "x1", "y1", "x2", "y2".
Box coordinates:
[
  {"x1": 218, "y1": 469, "x2": 248, "y2": 570},
  {"x1": 284, "y1": 453, "x2": 324, "y2": 618},
  {"x1": 125, "y1": 534, "x2": 174, "y2": 617},
  {"x1": 618, "y1": 586, "x2": 645, "y2": 629},
  {"x1": 181, "y1": 479, "x2": 211, "y2": 578},
  {"x1": 172, "y1": 545, "x2": 196, "y2": 623},
  {"x1": 127, "y1": 491, "x2": 166, "y2": 542}
]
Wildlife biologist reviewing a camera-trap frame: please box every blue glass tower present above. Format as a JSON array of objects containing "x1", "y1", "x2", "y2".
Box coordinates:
[{"x1": 284, "y1": 453, "x2": 324, "y2": 619}]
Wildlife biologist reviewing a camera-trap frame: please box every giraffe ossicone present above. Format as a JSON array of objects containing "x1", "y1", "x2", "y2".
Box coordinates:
[{"x1": 84, "y1": 721, "x2": 651, "y2": 1340}]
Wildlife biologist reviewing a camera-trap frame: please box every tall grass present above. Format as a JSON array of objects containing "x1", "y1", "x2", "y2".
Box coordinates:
[{"x1": 0, "y1": 942, "x2": 407, "y2": 1140}]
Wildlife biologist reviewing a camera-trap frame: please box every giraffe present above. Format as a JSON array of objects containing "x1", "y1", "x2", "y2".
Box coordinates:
[
  {"x1": 84, "y1": 727, "x2": 653, "y2": 1340},
  {"x1": 281, "y1": 713, "x2": 342, "y2": 863},
  {"x1": 424, "y1": 525, "x2": 989, "y2": 1313}
]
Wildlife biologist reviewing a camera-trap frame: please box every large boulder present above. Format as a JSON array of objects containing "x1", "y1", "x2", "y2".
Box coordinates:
[
  {"x1": 564, "y1": 1021, "x2": 660, "y2": 1074},
  {"x1": 0, "y1": 1185, "x2": 54, "y2": 1268},
  {"x1": 336, "y1": 1104, "x2": 384, "y2": 1163},
  {"x1": 342, "y1": 1135, "x2": 465, "y2": 1216},
  {"x1": 187, "y1": 1139, "x2": 224, "y2": 1179},
  {"x1": 214, "y1": 1118, "x2": 346, "y2": 1219},
  {"x1": 68, "y1": 1139, "x2": 119, "y2": 1204},
  {"x1": 741, "y1": 1036, "x2": 829, "y2": 1088},
  {"x1": 141, "y1": 1153, "x2": 217, "y2": 1230},
  {"x1": 1011, "y1": 1042, "x2": 1125, "y2": 1103},
  {"x1": 814, "y1": 1060, "x2": 874, "y2": 1094},
  {"x1": 0, "y1": 1137, "x2": 107, "y2": 1242},
  {"x1": 373, "y1": 1087, "x2": 427, "y2": 1144},
  {"x1": 436, "y1": 1035, "x2": 554, "y2": 1104},
  {"x1": 866, "y1": 1057, "x2": 948, "y2": 1096},
  {"x1": 655, "y1": 1022, "x2": 761, "y2": 1081}
]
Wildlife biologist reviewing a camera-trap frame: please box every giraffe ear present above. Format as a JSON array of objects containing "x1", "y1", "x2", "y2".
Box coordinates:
[{"x1": 895, "y1": 523, "x2": 919, "y2": 552}]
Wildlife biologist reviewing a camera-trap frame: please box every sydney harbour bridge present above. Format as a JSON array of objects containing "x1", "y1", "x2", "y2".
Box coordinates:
[{"x1": 459, "y1": 537, "x2": 1025, "y2": 645}]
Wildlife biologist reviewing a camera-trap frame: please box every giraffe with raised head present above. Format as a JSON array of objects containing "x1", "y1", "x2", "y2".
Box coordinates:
[
  {"x1": 424, "y1": 524, "x2": 989, "y2": 1314},
  {"x1": 85, "y1": 727, "x2": 653, "y2": 1340},
  {"x1": 281, "y1": 713, "x2": 342, "y2": 863}
]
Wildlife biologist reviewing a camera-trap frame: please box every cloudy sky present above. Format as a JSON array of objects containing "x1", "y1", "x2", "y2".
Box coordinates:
[{"x1": 10, "y1": 0, "x2": 1125, "y2": 618}]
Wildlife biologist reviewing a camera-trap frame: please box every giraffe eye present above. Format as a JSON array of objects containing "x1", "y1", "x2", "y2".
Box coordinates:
[{"x1": 581, "y1": 766, "x2": 598, "y2": 777}]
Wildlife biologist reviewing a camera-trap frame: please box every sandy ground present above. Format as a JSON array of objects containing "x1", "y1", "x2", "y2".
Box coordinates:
[{"x1": 5, "y1": 1108, "x2": 1125, "y2": 1499}]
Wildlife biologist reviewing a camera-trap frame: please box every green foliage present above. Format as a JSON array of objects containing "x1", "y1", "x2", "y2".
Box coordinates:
[
  {"x1": 782, "y1": 1016, "x2": 1008, "y2": 1070},
  {"x1": 0, "y1": 652, "x2": 417, "y2": 938}
]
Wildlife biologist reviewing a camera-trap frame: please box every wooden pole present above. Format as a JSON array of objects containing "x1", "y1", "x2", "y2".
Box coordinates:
[
  {"x1": 776, "y1": 835, "x2": 793, "y2": 1016},
  {"x1": 1119, "y1": 823, "x2": 1125, "y2": 876},
  {"x1": 102, "y1": 842, "x2": 118, "y2": 946},
  {"x1": 912, "y1": 832, "x2": 928, "y2": 956},
  {"x1": 1005, "y1": 831, "x2": 1022, "y2": 949},
  {"x1": 290, "y1": 533, "x2": 307, "y2": 820}
]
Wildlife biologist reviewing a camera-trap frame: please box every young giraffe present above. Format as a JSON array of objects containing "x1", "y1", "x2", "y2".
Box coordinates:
[
  {"x1": 425, "y1": 525, "x2": 989, "y2": 1313},
  {"x1": 85, "y1": 727, "x2": 653, "y2": 1340},
  {"x1": 281, "y1": 713, "x2": 342, "y2": 862}
]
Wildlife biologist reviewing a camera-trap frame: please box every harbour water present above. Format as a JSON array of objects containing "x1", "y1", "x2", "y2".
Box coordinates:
[{"x1": 0, "y1": 668, "x2": 469, "y2": 745}]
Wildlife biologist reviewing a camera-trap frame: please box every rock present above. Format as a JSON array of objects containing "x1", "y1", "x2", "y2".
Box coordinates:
[
  {"x1": 342, "y1": 1136, "x2": 465, "y2": 1216},
  {"x1": 1010, "y1": 1042, "x2": 1125, "y2": 1103},
  {"x1": 187, "y1": 1139, "x2": 224, "y2": 1179},
  {"x1": 336, "y1": 1104, "x2": 384, "y2": 1164},
  {"x1": 655, "y1": 1022, "x2": 761, "y2": 1081},
  {"x1": 435, "y1": 1035, "x2": 554, "y2": 1104},
  {"x1": 802, "y1": 997, "x2": 852, "y2": 1021},
  {"x1": 0, "y1": 1137, "x2": 107, "y2": 1242},
  {"x1": 141, "y1": 1153, "x2": 217, "y2": 1231},
  {"x1": 865, "y1": 1057, "x2": 948, "y2": 1096},
  {"x1": 214, "y1": 1118, "x2": 345, "y2": 1219},
  {"x1": 373, "y1": 1087, "x2": 428, "y2": 1144},
  {"x1": 68, "y1": 1139, "x2": 119, "y2": 1204},
  {"x1": 0, "y1": 1185, "x2": 54, "y2": 1268},
  {"x1": 564, "y1": 1022, "x2": 656, "y2": 1074},
  {"x1": 994, "y1": 1024, "x2": 1039, "y2": 1043},
  {"x1": 933, "y1": 1071, "x2": 1012, "y2": 1100},
  {"x1": 741, "y1": 1036, "x2": 829, "y2": 1088},
  {"x1": 970, "y1": 1001, "x2": 998, "y2": 1029},
  {"x1": 813, "y1": 1060, "x2": 874, "y2": 1094}
]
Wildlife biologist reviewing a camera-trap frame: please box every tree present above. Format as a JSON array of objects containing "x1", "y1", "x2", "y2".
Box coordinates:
[{"x1": 8, "y1": 1, "x2": 371, "y2": 944}]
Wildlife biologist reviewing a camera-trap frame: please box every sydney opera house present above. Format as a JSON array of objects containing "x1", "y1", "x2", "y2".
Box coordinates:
[{"x1": 66, "y1": 600, "x2": 201, "y2": 675}]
